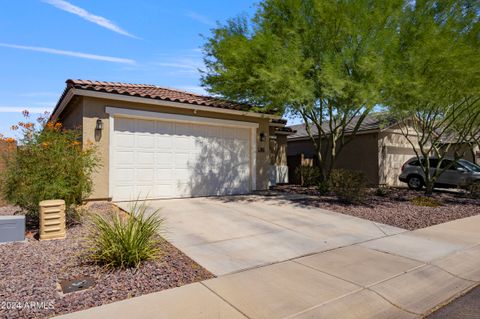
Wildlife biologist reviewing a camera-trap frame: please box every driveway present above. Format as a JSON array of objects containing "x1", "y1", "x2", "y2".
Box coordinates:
[
  {"x1": 116, "y1": 195, "x2": 405, "y2": 275},
  {"x1": 58, "y1": 207, "x2": 480, "y2": 319}
]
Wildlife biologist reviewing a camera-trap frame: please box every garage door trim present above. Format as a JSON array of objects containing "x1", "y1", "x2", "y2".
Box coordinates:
[{"x1": 106, "y1": 106, "x2": 258, "y2": 200}]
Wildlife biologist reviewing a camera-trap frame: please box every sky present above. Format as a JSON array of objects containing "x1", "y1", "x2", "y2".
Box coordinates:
[{"x1": 0, "y1": 0, "x2": 260, "y2": 137}]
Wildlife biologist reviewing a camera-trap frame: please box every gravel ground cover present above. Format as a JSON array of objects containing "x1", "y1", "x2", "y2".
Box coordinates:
[
  {"x1": 273, "y1": 185, "x2": 480, "y2": 230},
  {"x1": 0, "y1": 202, "x2": 213, "y2": 319}
]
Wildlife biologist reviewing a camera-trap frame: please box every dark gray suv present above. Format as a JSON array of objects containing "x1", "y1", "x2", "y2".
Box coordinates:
[{"x1": 399, "y1": 157, "x2": 480, "y2": 190}]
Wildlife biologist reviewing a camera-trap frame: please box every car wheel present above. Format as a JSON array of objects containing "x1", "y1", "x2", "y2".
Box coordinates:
[{"x1": 407, "y1": 175, "x2": 423, "y2": 190}]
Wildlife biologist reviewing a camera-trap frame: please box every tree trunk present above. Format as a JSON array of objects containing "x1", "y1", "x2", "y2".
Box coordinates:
[{"x1": 425, "y1": 181, "x2": 434, "y2": 196}]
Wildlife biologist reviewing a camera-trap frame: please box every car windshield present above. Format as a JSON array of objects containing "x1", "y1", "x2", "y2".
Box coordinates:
[{"x1": 458, "y1": 159, "x2": 480, "y2": 172}]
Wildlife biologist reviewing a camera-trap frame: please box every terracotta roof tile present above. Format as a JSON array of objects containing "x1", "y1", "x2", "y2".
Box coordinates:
[{"x1": 64, "y1": 79, "x2": 255, "y2": 112}]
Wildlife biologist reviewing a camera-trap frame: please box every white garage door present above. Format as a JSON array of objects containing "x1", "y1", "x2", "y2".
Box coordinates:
[{"x1": 111, "y1": 115, "x2": 253, "y2": 201}]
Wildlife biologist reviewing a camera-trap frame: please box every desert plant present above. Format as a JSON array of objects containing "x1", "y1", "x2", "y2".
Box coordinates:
[
  {"x1": 329, "y1": 169, "x2": 367, "y2": 203},
  {"x1": 85, "y1": 201, "x2": 164, "y2": 269},
  {"x1": 1, "y1": 111, "x2": 97, "y2": 225},
  {"x1": 316, "y1": 180, "x2": 331, "y2": 195},
  {"x1": 410, "y1": 196, "x2": 442, "y2": 207},
  {"x1": 295, "y1": 166, "x2": 321, "y2": 187},
  {"x1": 374, "y1": 185, "x2": 390, "y2": 197}
]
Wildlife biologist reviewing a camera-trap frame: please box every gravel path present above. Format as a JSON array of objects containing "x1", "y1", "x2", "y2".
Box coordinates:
[
  {"x1": 273, "y1": 185, "x2": 480, "y2": 230},
  {"x1": 0, "y1": 203, "x2": 213, "y2": 319}
]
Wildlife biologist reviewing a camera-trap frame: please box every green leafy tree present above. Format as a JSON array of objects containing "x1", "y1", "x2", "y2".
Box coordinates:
[
  {"x1": 385, "y1": 0, "x2": 480, "y2": 194},
  {"x1": 201, "y1": 0, "x2": 402, "y2": 181}
]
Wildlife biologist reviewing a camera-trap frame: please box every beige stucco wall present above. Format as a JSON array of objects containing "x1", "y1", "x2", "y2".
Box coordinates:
[
  {"x1": 58, "y1": 97, "x2": 83, "y2": 131},
  {"x1": 268, "y1": 126, "x2": 288, "y2": 166},
  {"x1": 378, "y1": 129, "x2": 418, "y2": 186},
  {"x1": 73, "y1": 96, "x2": 272, "y2": 199},
  {"x1": 443, "y1": 143, "x2": 479, "y2": 164}
]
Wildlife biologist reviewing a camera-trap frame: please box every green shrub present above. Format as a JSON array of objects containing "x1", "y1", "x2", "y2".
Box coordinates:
[
  {"x1": 1, "y1": 113, "x2": 97, "y2": 225},
  {"x1": 295, "y1": 166, "x2": 321, "y2": 186},
  {"x1": 410, "y1": 196, "x2": 442, "y2": 207},
  {"x1": 329, "y1": 169, "x2": 367, "y2": 203},
  {"x1": 316, "y1": 180, "x2": 331, "y2": 195},
  {"x1": 85, "y1": 201, "x2": 164, "y2": 269},
  {"x1": 374, "y1": 185, "x2": 390, "y2": 197}
]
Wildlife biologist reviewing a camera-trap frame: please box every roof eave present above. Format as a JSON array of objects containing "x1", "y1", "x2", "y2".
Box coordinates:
[
  {"x1": 287, "y1": 128, "x2": 381, "y2": 141},
  {"x1": 51, "y1": 88, "x2": 282, "y2": 121}
]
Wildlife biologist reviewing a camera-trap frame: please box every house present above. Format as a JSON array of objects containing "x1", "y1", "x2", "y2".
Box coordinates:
[
  {"x1": 51, "y1": 79, "x2": 291, "y2": 201},
  {"x1": 287, "y1": 114, "x2": 418, "y2": 186},
  {"x1": 287, "y1": 114, "x2": 480, "y2": 186}
]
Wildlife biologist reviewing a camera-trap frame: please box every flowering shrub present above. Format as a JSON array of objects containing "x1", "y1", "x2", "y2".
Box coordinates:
[{"x1": 1, "y1": 111, "x2": 98, "y2": 225}]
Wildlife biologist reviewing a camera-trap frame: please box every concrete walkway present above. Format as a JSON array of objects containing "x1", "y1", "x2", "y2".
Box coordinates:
[
  {"x1": 117, "y1": 196, "x2": 405, "y2": 275},
  {"x1": 56, "y1": 209, "x2": 480, "y2": 319}
]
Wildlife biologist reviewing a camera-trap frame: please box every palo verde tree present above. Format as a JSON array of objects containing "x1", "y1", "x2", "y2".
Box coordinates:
[
  {"x1": 385, "y1": 0, "x2": 480, "y2": 195},
  {"x1": 201, "y1": 0, "x2": 403, "y2": 181}
]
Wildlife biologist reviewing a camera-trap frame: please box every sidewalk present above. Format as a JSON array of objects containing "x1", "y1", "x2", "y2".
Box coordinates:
[{"x1": 56, "y1": 214, "x2": 480, "y2": 319}]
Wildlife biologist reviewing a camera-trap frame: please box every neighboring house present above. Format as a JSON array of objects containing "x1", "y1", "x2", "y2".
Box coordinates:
[
  {"x1": 51, "y1": 79, "x2": 292, "y2": 201},
  {"x1": 440, "y1": 133, "x2": 480, "y2": 165},
  {"x1": 287, "y1": 114, "x2": 418, "y2": 186}
]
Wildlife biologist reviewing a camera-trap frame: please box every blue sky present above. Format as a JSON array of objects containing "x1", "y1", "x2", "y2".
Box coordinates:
[{"x1": 0, "y1": 0, "x2": 259, "y2": 136}]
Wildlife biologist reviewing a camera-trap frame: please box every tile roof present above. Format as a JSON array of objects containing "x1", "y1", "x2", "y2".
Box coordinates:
[
  {"x1": 287, "y1": 112, "x2": 398, "y2": 139},
  {"x1": 55, "y1": 79, "x2": 271, "y2": 114}
]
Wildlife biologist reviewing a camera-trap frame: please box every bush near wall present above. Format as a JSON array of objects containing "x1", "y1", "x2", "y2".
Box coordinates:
[
  {"x1": 329, "y1": 169, "x2": 367, "y2": 203},
  {"x1": 1, "y1": 111, "x2": 98, "y2": 224},
  {"x1": 295, "y1": 166, "x2": 321, "y2": 186}
]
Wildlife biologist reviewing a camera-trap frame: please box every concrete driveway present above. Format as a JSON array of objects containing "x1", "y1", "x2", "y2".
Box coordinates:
[{"x1": 116, "y1": 195, "x2": 405, "y2": 275}]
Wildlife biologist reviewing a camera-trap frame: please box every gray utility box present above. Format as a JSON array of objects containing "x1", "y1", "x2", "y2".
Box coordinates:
[{"x1": 0, "y1": 215, "x2": 25, "y2": 243}]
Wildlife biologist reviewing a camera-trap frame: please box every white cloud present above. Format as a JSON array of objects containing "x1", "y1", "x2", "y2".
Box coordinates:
[
  {"x1": 154, "y1": 57, "x2": 204, "y2": 72},
  {"x1": 0, "y1": 42, "x2": 136, "y2": 64},
  {"x1": 43, "y1": 0, "x2": 139, "y2": 38},
  {"x1": 186, "y1": 11, "x2": 215, "y2": 26},
  {"x1": 0, "y1": 106, "x2": 52, "y2": 113}
]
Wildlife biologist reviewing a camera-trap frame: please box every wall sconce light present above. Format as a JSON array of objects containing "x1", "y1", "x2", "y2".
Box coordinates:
[
  {"x1": 94, "y1": 119, "x2": 103, "y2": 142},
  {"x1": 96, "y1": 119, "x2": 103, "y2": 131},
  {"x1": 259, "y1": 132, "x2": 266, "y2": 142}
]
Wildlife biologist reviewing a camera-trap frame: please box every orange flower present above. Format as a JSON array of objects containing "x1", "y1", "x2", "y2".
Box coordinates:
[
  {"x1": 23, "y1": 122, "x2": 34, "y2": 129},
  {"x1": 72, "y1": 141, "x2": 81, "y2": 146},
  {"x1": 41, "y1": 142, "x2": 50, "y2": 148},
  {"x1": 46, "y1": 122, "x2": 55, "y2": 129},
  {"x1": 54, "y1": 122, "x2": 63, "y2": 129},
  {"x1": 5, "y1": 138, "x2": 16, "y2": 144}
]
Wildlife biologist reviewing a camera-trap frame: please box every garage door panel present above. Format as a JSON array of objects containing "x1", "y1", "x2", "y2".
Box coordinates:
[
  {"x1": 174, "y1": 168, "x2": 191, "y2": 181},
  {"x1": 115, "y1": 168, "x2": 135, "y2": 182},
  {"x1": 136, "y1": 134, "x2": 155, "y2": 148},
  {"x1": 115, "y1": 134, "x2": 135, "y2": 148},
  {"x1": 115, "y1": 150, "x2": 135, "y2": 165},
  {"x1": 156, "y1": 135, "x2": 173, "y2": 149},
  {"x1": 156, "y1": 152, "x2": 174, "y2": 167},
  {"x1": 156, "y1": 169, "x2": 174, "y2": 182},
  {"x1": 112, "y1": 117, "x2": 252, "y2": 200},
  {"x1": 174, "y1": 153, "x2": 190, "y2": 169},
  {"x1": 137, "y1": 168, "x2": 155, "y2": 182}
]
